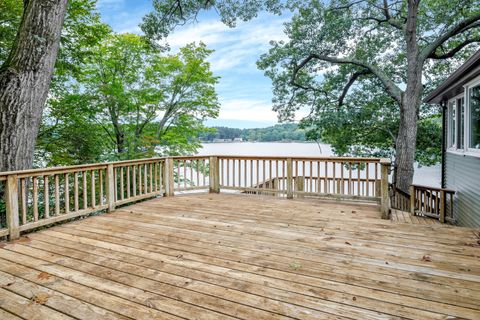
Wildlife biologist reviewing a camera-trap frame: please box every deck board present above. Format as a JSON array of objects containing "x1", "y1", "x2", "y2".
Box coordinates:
[
  {"x1": 391, "y1": 208, "x2": 442, "y2": 225},
  {"x1": 0, "y1": 193, "x2": 479, "y2": 319}
]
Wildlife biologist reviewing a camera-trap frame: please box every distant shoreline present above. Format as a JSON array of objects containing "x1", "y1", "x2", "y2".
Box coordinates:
[{"x1": 201, "y1": 141, "x2": 317, "y2": 144}]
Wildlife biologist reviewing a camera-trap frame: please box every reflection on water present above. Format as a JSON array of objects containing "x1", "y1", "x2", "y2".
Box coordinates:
[{"x1": 198, "y1": 142, "x2": 441, "y2": 187}]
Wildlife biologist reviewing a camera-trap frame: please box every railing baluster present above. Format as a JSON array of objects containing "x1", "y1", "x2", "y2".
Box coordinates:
[
  {"x1": 232, "y1": 159, "x2": 236, "y2": 187},
  {"x1": 202, "y1": 159, "x2": 206, "y2": 187},
  {"x1": 100, "y1": 169, "x2": 104, "y2": 205},
  {"x1": 150, "y1": 163, "x2": 153, "y2": 192},
  {"x1": 144, "y1": 164, "x2": 148, "y2": 193},
  {"x1": 54, "y1": 174, "x2": 60, "y2": 215},
  {"x1": 357, "y1": 162, "x2": 361, "y2": 196},
  {"x1": 120, "y1": 167, "x2": 124, "y2": 200},
  {"x1": 366, "y1": 163, "x2": 370, "y2": 196},
  {"x1": 239, "y1": 159, "x2": 243, "y2": 188},
  {"x1": 64, "y1": 173, "x2": 69, "y2": 214},
  {"x1": 138, "y1": 164, "x2": 142, "y2": 194},
  {"x1": 262, "y1": 160, "x2": 266, "y2": 189},
  {"x1": 91, "y1": 170, "x2": 96, "y2": 208},
  {"x1": 44, "y1": 176, "x2": 49, "y2": 219},
  {"x1": 82, "y1": 171, "x2": 87, "y2": 209},
  {"x1": 244, "y1": 160, "x2": 248, "y2": 188},
  {"x1": 74, "y1": 172, "x2": 79, "y2": 211},
  {"x1": 196, "y1": 160, "x2": 200, "y2": 187},
  {"x1": 21, "y1": 178, "x2": 27, "y2": 225},
  {"x1": 132, "y1": 166, "x2": 137, "y2": 197},
  {"x1": 32, "y1": 177, "x2": 38, "y2": 221},
  {"x1": 126, "y1": 166, "x2": 130, "y2": 198}
]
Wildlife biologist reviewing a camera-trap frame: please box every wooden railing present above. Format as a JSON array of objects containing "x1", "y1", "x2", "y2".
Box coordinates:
[
  {"x1": 409, "y1": 184, "x2": 455, "y2": 223},
  {"x1": 390, "y1": 185, "x2": 411, "y2": 212},
  {"x1": 389, "y1": 184, "x2": 456, "y2": 223},
  {"x1": 216, "y1": 156, "x2": 390, "y2": 217},
  {"x1": 0, "y1": 155, "x2": 390, "y2": 240}
]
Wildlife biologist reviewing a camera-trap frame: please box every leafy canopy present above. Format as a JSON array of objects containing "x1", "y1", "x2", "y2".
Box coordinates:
[
  {"x1": 142, "y1": 0, "x2": 480, "y2": 166},
  {"x1": 39, "y1": 32, "x2": 219, "y2": 164},
  {"x1": 256, "y1": 0, "x2": 480, "y2": 165}
]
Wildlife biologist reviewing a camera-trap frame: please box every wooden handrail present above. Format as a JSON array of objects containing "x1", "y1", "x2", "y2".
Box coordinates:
[
  {"x1": 1, "y1": 155, "x2": 390, "y2": 241},
  {"x1": 411, "y1": 184, "x2": 455, "y2": 194}
]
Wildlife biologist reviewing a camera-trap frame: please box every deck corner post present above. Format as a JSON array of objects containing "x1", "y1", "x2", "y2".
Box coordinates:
[
  {"x1": 5, "y1": 174, "x2": 20, "y2": 240},
  {"x1": 106, "y1": 164, "x2": 116, "y2": 212},
  {"x1": 409, "y1": 185, "x2": 415, "y2": 215},
  {"x1": 286, "y1": 158, "x2": 293, "y2": 199},
  {"x1": 380, "y1": 159, "x2": 390, "y2": 219},
  {"x1": 164, "y1": 157, "x2": 175, "y2": 196},
  {"x1": 440, "y1": 190, "x2": 446, "y2": 223},
  {"x1": 209, "y1": 156, "x2": 220, "y2": 193}
]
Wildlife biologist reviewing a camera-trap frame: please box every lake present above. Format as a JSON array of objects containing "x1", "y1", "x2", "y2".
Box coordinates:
[{"x1": 198, "y1": 142, "x2": 441, "y2": 187}]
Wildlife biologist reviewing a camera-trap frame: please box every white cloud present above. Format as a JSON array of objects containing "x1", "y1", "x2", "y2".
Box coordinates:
[
  {"x1": 166, "y1": 14, "x2": 288, "y2": 72},
  {"x1": 218, "y1": 98, "x2": 278, "y2": 121}
]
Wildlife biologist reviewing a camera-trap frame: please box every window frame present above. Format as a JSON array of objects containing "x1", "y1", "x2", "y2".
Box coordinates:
[
  {"x1": 465, "y1": 75, "x2": 480, "y2": 155},
  {"x1": 446, "y1": 94, "x2": 461, "y2": 151},
  {"x1": 444, "y1": 75, "x2": 480, "y2": 158}
]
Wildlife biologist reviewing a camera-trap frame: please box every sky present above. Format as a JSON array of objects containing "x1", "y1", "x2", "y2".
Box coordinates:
[{"x1": 96, "y1": 0, "x2": 292, "y2": 128}]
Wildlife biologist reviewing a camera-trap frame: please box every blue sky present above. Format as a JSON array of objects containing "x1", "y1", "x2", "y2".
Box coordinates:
[{"x1": 96, "y1": 0, "x2": 292, "y2": 128}]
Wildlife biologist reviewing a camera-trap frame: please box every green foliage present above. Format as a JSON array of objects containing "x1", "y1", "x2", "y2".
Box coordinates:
[
  {"x1": 0, "y1": 0, "x2": 22, "y2": 64},
  {"x1": 39, "y1": 31, "x2": 219, "y2": 164},
  {"x1": 142, "y1": 0, "x2": 283, "y2": 43},
  {"x1": 255, "y1": 0, "x2": 480, "y2": 166},
  {"x1": 143, "y1": 0, "x2": 480, "y2": 166}
]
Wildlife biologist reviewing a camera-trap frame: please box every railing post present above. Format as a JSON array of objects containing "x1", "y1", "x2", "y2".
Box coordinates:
[
  {"x1": 295, "y1": 176, "x2": 305, "y2": 198},
  {"x1": 5, "y1": 175, "x2": 20, "y2": 240},
  {"x1": 380, "y1": 159, "x2": 390, "y2": 219},
  {"x1": 409, "y1": 185, "x2": 415, "y2": 215},
  {"x1": 163, "y1": 158, "x2": 175, "y2": 196},
  {"x1": 106, "y1": 164, "x2": 115, "y2": 212},
  {"x1": 209, "y1": 156, "x2": 220, "y2": 193},
  {"x1": 272, "y1": 178, "x2": 278, "y2": 197},
  {"x1": 440, "y1": 190, "x2": 446, "y2": 223},
  {"x1": 286, "y1": 158, "x2": 293, "y2": 199}
]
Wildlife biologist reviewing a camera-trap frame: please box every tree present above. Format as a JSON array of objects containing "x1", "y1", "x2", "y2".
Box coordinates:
[
  {"x1": 0, "y1": 0, "x2": 22, "y2": 64},
  {"x1": 143, "y1": 0, "x2": 480, "y2": 191},
  {"x1": 0, "y1": 0, "x2": 68, "y2": 172},
  {"x1": 39, "y1": 33, "x2": 219, "y2": 162}
]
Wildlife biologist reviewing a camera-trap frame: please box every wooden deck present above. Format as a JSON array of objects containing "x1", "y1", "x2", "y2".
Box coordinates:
[
  {"x1": 390, "y1": 209, "x2": 442, "y2": 225},
  {"x1": 0, "y1": 193, "x2": 479, "y2": 320}
]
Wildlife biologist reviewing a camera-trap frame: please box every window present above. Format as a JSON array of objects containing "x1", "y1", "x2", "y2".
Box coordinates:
[
  {"x1": 447, "y1": 99, "x2": 456, "y2": 148},
  {"x1": 457, "y1": 97, "x2": 465, "y2": 149},
  {"x1": 469, "y1": 85, "x2": 480, "y2": 149}
]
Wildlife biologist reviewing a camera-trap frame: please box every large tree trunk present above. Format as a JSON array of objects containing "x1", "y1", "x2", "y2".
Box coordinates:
[
  {"x1": 0, "y1": 0, "x2": 68, "y2": 172},
  {"x1": 394, "y1": 0, "x2": 423, "y2": 192},
  {"x1": 395, "y1": 91, "x2": 421, "y2": 192}
]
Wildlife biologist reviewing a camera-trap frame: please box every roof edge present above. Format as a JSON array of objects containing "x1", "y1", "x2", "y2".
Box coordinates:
[{"x1": 424, "y1": 50, "x2": 480, "y2": 104}]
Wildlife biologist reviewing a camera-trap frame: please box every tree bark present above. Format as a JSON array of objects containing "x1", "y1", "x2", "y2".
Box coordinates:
[
  {"x1": 394, "y1": 0, "x2": 422, "y2": 192},
  {"x1": 0, "y1": 0, "x2": 68, "y2": 172}
]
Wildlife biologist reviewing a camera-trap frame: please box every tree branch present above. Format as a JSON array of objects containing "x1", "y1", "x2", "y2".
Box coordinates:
[
  {"x1": 292, "y1": 54, "x2": 403, "y2": 104},
  {"x1": 338, "y1": 69, "x2": 371, "y2": 106},
  {"x1": 428, "y1": 37, "x2": 480, "y2": 59},
  {"x1": 421, "y1": 14, "x2": 480, "y2": 61}
]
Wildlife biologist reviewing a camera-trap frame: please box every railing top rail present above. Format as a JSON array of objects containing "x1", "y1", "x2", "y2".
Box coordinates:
[
  {"x1": 217, "y1": 155, "x2": 388, "y2": 162},
  {"x1": 0, "y1": 158, "x2": 167, "y2": 178},
  {"x1": 412, "y1": 184, "x2": 455, "y2": 194},
  {"x1": 0, "y1": 154, "x2": 389, "y2": 178}
]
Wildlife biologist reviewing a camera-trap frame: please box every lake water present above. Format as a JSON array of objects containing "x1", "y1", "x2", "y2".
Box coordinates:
[{"x1": 198, "y1": 142, "x2": 441, "y2": 187}]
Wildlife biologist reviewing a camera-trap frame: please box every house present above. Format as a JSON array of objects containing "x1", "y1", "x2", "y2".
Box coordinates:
[{"x1": 425, "y1": 50, "x2": 480, "y2": 228}]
